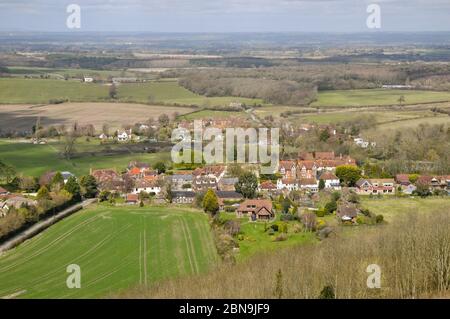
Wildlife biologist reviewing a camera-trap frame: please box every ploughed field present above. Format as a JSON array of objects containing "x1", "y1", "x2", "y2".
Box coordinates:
[{"x1": 0, "y1": 205, "x2": 218, "y2": 298}]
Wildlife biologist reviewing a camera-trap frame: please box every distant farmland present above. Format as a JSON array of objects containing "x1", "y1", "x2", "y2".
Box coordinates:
[
  {"x1": 311, "y1": 89, "x2": 450, "y2": 108},
  {"x1": 0, "y1": 205, "x2": 218, "y2": 298},
  {"x1": 0, "y1": 78, "x2": 263, "y2": 106}
]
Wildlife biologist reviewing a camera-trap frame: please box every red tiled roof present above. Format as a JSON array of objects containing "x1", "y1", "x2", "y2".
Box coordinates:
[{"x1": 319, "y1": 171, "x2": 338, "y2": 180}]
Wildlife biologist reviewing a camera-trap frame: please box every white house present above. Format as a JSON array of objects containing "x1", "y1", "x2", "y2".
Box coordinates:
[
  {"x1": 61, "y1": 171, "x2": 76, "y2": 184},
  {"x1": 319, "y1": 171, "x2": 341, "y2": 190},
  {"x1": 276, "y1": 179, "x2": 298, "y2": 191},
  {"x1": 132, "y1": 179, "x2": 161, "y2": 195},
  {"x1": 299, "y1": 178, "x2": 319, "y2": 193},
  {"x1": 84, "y1": 77, "x2": 94, "y2": 83},
  {"x1": 117, "y1": 130, "x2": 131, "y2": 142}
]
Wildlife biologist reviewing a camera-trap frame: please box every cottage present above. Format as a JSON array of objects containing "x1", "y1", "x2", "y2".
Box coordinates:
[
  {"x1": 84, "y1": 77, "x2": 94, "y2": 83},
  {"x1": 172, "y1": 191, "x2": 196, "y2": 204},
  {"x1": 277, "y1": 178, "x2": 298, "y2": 191},
  {"x1": 237, "y1": 199, "x2": 274, "y2": 221},
  {"x1": 336, "y1": 202, "x2": 359, "y2": 222},
  {"x1": 117, "y1": 130, "x2": 131, "y2": 142},
  {"x1": 132, "y1": 178, "x2": 161, "y2": 195},
  {"x1": 319, "y1": 171, "x2": 341, "y2": 190},
  {"x1": 278, "y1": 161, "x2": 297, "y2": 179},
  {"x1": 299, "y1": 178, "x2": 319, "y2": 193},
  {"x1": 126, "y1": 194, "x2": 139, "y2": 204},
  {"x1": 395, "y1": 174, "x2": 411, "y2": 186}
]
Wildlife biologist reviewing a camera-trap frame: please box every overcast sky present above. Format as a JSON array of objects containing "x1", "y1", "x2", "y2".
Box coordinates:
[{"x1": 0, "y1": 0, "x2": 449, "y2": 32}]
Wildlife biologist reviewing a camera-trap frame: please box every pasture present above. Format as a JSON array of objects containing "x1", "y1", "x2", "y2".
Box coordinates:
[
  {"x1": 311, "y1": 89, "x2": 450, "y2": 108},
  {"x1": 0, "y1": 139, "x2": 170, "y2": 177},
  {"x1": 0, "y1": 205, "x2": 218, "y2": 298}
]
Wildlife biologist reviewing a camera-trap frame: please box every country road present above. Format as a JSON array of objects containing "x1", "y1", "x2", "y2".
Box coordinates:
[{"x1": 0, "y1": 198, "x2": 96, "y2": 255}]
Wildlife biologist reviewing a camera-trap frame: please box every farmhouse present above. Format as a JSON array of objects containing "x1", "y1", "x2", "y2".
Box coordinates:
[{"x1": 237, "y1": 199, "x2": 274, "y2": 221}]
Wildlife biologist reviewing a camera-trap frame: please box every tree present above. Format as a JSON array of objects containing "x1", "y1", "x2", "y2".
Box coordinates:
[
  {"x1": 0, "y1": 161, "x2": 16, "y2": 184},
  {"x1": 319, "y1": 129, "x2": 330, "y2": 142},
  {"x1": 64, "y1": 176, "x2": 81, "y2": 201},
  {"x1": 158, "y1": 114, "x2": 170, "y2": 127},
  {"x1": 109, "y1": 84, "x2": 118, "y2": 99},
  {"x1": 398, "y1": 95, "x2": 405, "y2": 106},
  {"x1": 154, "y1": 162, "x2": 166, "y2": 174},
  {"x1": 63, "y1": 130, "x2": 77, "y2": 160},
  {"x1": 281, "y1": 197, "x2": 291, "y2": 214},
  {"x1": 36, "y1": 186, "x2": 51, "y2": 201},
  {"x1": 414, "y1": 182, "x2": 431, "y2": 198},
  {"x1": 79, "y1": 175, "x2": 98, "y2": 198},
  {"x1": 202, "y1": 189, "x2": 219, "y2": 216},
  {"x1": 324, "y1": 200, "x2": 337, "y2": 215},
  {"x1": 335, "y1": 165, "x2": 362, "y2": 187},
  {"x1": 51, "y1": 172, "x2": 65, "y2": 191},
  {"x1": 318, "y1": 179, "x2": 325, "y2": 190},
  {"x1": 319, "y1": 285, "x2": 335, "y2": 299},
  {"x1": 235, "y1": 172, "x2": 258, "y2": 199}
]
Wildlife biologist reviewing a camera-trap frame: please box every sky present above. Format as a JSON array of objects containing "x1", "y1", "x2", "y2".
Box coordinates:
[{"x1": 0, "y1": 0, "x2": 449, "y2": 32}]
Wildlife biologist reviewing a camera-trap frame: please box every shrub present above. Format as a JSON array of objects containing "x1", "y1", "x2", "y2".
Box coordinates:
[
  {"x1": 280, "y1": 214, "x2": 295, "y2": 221},
  {"x1": 270, "y1": 224, "x2": 279, "y2": 232},
  {"x1": 316, "y1": 209, "x2": 326, "y2": 218},
  {"x1": 376, "y1": 214, "x2": 384, "y2": 224},
  {"x1": 274, "y1": 233, "x2": 288, "y2": 242}
]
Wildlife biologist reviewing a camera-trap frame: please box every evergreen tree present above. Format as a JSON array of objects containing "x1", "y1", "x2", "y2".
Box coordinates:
[
  {"x1": 64, "y1": 176, "x2": 81, "y2": 201},
  {"x1": 202, "y1": 189, "x2": 219, "y2": 216},
  {"x1": 79, "y1": 175, "x2": 98, "y2": 198}
]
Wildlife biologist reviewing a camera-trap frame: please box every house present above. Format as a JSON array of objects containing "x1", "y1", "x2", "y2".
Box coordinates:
[
  {"x1": 259, "y1": 181, "x2": 277, "y2": 195},
  {"x1": 218, "y1": 177, "x2": 238, "y2": 192},
  {"x1": 126, "y1": 193, "x2": 139, "y2": 204},
  {"x1": 193, "y1": 175, "x2": 218, "y2": 192},
  {"x1": 215, "y1": 191, "x2": 243, "y2": 202},
  {"x1": 319, "y1": 171, "x2": 341, "y2": 190},
  {"x1": 356, "y1": 178, "x2": 395, "y2": 195},
  {"x1": 297, "y1": 161, "x2": 317, "y2": 179},
  {"x1": 299, "y1": 178, "x2": 319, "y2": 193},
  {"x1": 61, "y1": 171, "x2": 75, "y2": 184},
  {"x1": 276, "y1": 179, "x2": 298, "y2": 191},
  {"x1": 112, "y1": 77, "x2": 138, "y2": 84},
  {"x1": 237, "y1": 199, "x2": 274, "y2": 221},
  {"x1": 132, "y1": 178, "x2": 161, "y2": 195},
  {"x1": 0, "y1": 187, "x2": 9, "y2": 195},
  {"x1": 336, "y1": 202, "x2": 359, "y2": 222},
  {"x1": 395, "y1": 174, "x2": 411, "y2": 186},
  {"x1": 170, "y1": 174, "x2": 194, "y2": 191},
  {"x1": 117, "y1": 130, "x2": 131, "y2": 142},
  {"x1": 172, "y1": 191, "x2": 196, "y2": 204},
  {"x1": 91, "y1": 169, "x2": 124, "y2": 192},
  {"x1": 278, "y1": 161, "x2": 297, "y2": 179},
  {"x1": 84, "y1": 77, "x2": 94, "y2": 83},
  {"x1": 99, "y1": 133, "x2": 109, "y2": 140}
]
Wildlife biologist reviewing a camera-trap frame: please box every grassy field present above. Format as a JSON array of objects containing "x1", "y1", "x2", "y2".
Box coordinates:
[
  {"x1": 311, "y1": 89, "x2": 450, "y2": 107},
  {"x1": 361, "y1": 197, "x2": 450, "y2": 222},
  {"x1": 0, "y1": 139, "x2": 170, "y2": 177},
  {"x1": 0, "y1": 205, "x2": 218, "y2": 298},
  {"x1": 0, "y1": 103, "x2": 195, "y2": 132},
  {"x1": 0, "y1": 78, "x2": 263, "y2": 107}
]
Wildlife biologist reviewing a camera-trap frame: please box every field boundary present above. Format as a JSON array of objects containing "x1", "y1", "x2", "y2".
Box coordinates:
[{"x1": 0, "y1": 198, "x2": 96, "y2": 255}]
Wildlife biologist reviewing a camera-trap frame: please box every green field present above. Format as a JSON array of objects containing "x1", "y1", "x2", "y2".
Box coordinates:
[
  {"x1": 0, "y1": 139, "x2": 170, "y2": 177},
  {"x1": 361, "y1": 197, "x2": 450, "y2": 221},
  {"x1": 311, "y1": 89, "x2": 450, "y2": 107},
  {"x1": 0, "y1": 78, "x2": 263, "y2": 106},
  {"x1": 0, "y1": 205, "x2": 218, "y2": 298}
]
